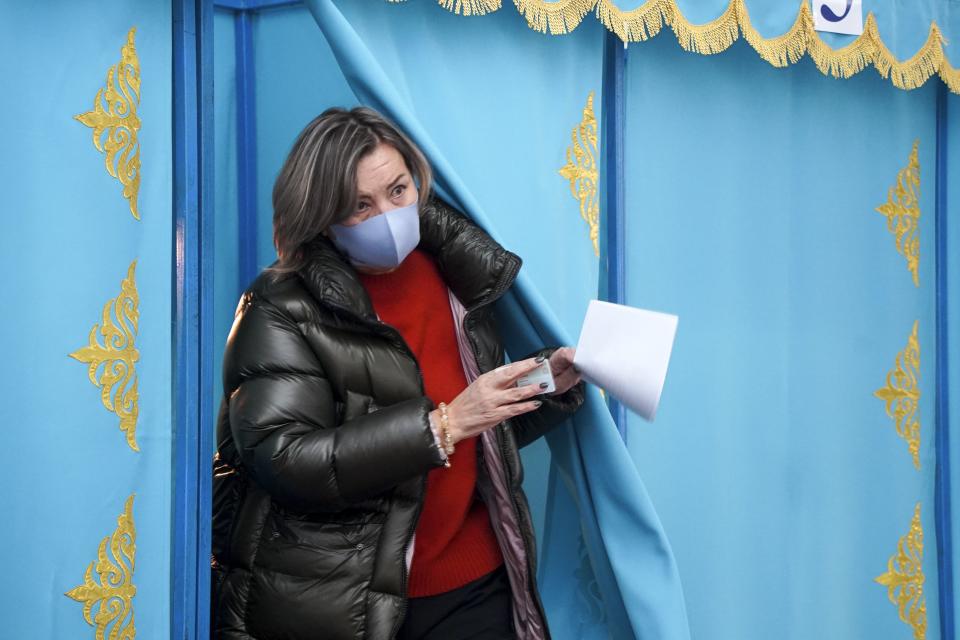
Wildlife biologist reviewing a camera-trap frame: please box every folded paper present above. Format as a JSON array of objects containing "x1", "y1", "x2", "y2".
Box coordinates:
[{"x1": 574, "y1": 300, "x2": 678, "y2": 421}]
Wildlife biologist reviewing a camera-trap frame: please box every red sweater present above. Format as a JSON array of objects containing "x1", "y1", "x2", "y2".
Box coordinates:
[{"x1": 359, "y1": 250, "x2": 503, "y2": 597}]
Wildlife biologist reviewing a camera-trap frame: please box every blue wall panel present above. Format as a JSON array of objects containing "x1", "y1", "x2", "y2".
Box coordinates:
[
  {"x1": 624, "y1": 35, "x2": 939, "y2": 640},
  {"x1": 948, "y1": 89, "x2": 960, "y2": 634},
  {"x1": 935, "y1": 82, "x2": 954, "y2": 639},
  {"x1": 252, "y1": 5, "x2": 359, "y2": 270},
  {"x1": 214, "y1": 7, "x2": 239, "y2": 415},
  {"x1": 0, "y1": 1, "x2": 172, "y2": 637},
  {"x1": 212, "y1": 3, "x2": 359, "y2": 414}
]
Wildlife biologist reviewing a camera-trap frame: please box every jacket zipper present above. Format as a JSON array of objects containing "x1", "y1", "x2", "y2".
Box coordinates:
[
  {"x1": 460, "y1": 257, "x2": 552, "y2": 636},
  {"x1": 391, "y1": 254, "x2": 522, "y2": 639}
]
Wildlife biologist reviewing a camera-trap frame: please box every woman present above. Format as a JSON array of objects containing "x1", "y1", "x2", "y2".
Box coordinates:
[{"x1": 212, "y1": 107, "x2": 584, "y2": 640}]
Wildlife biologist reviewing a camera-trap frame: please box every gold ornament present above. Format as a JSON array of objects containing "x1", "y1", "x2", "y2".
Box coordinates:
[
  {"x1": 559, "y1": 91, "x2": 600, "y2": 257},
  {"x1": 875, "y1": 503, "x2": 926, "y2": 640},
  {"x1": 70, "y1": 261, "x2": 140, "y2": 452},
  {"x1": 75, "y1": 27, "x2": 141, "y2": 221},
  {"x1": 875, "y1": 321, "x2": 921, "y2": 469},
  {"x1": 66, "y1": 495, "x2": 137, "y2": 640},
  {"x1": 876, "y1": 140, "x2": 921, "y2": 287}
]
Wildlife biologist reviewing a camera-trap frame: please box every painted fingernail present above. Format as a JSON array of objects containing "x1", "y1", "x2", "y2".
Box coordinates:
[
  {"x1": 535, "y1": 356, "x2": 545, "y2": 363},
  {"x1": 539, "y1": 382, "x2": 549, "y2": 389}
]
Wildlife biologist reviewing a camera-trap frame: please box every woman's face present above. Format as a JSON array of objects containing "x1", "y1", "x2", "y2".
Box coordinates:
[{"x1": 340, "y1": 142, "x2": 418, "y2": 227}]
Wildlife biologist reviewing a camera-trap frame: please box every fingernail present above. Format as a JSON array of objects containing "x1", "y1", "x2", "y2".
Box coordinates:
[
  {"x1": 539, "y1": 382, "x2": 549, "y2": 389},
  {"x1": 535, "y1": 356, "x2": 545, "y2": 363},
  {"x1": 534, "y1": 400, "x2": 542, "y2": 407}
]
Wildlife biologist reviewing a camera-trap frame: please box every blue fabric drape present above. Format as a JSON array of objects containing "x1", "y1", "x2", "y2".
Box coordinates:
[
  {"x1": 303, "y1": 1, "x2": 690, "y2": 637},
  {"x1": 623, "y1": 33, "x2": 941, "y2": 640},
  {"x1": 948, "y1": 88, "x2": 960, "y2": 634},
  {"x1": 1, "y1": 1, "x2": 174, "y2": 637}
]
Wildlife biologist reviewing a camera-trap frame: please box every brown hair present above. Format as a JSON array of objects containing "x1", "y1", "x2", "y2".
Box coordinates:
[{"x1": 270, "y1": 107, "x2": 433, "y2": 275}]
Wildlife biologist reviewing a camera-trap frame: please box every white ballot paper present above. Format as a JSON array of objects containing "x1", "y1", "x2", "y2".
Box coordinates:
[{"x1": 574, "y1": 300, "x2": 678, "y2": 422}]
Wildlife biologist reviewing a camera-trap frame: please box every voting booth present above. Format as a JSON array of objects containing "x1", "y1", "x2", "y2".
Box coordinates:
[{"x1": 2, "y1": 1, "x2": 960, "y2": 638}]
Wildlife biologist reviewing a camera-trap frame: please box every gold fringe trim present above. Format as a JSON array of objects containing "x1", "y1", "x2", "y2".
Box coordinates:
[
  {"x1": 596, "y1": 0, "x2": 956, "y2": 93},
  {"x1": 513, "y1": 0, "x2": 597, "y2": 35},
  {"x1": 738, "y1": 0, "x2": 808, "y2": 67},
  {"x1": 941, "y1": 62, "x2": 960, "y2": 94},
  {"x1": 873, "y1": 22, "x2": 944, "y2": 91},
  {"x1": 669, "y1": 0, "x2": 739, "y2": 56},
  {"x1": 805, "y1": 14, "x2": 874, "y2": 80},
  {"x1": 415, "y1": 0, "x2": 959, "y2": 93},
  {"x1": 440, "y1": 0, "x2": 502, "y2": 16},
  {"x1": 595, "y1": 0, "x2": 667, "y2": 42},
  {"x1": 387, "y1": 0, "x2": 502, "y2": 15}
]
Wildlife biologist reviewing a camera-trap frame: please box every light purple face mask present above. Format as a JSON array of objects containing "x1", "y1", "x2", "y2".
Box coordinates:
[{"x1": 329, "y1": 202, "x2": 421, "y2": 270}]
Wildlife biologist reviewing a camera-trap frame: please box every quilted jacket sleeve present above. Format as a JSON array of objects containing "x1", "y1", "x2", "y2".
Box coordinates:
[{"x1": 224, "y1": 297, "x2": 446, "y2": 512}]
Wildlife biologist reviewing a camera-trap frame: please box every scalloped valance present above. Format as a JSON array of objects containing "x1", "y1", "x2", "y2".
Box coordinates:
[{"x1": 388, "y1": 0, "x2": 960, "y2": 93}]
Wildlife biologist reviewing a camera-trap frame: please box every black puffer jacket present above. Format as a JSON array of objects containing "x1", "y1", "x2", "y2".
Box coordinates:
[{"x1": 212, "y1": 199, "x2": 584, "y2": 639}]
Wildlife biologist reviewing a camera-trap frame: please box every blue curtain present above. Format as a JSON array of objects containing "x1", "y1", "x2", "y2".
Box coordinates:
[
  {"x1": 623, "y1": 32, "x2": 942, "y2": 640},
  {"x1": 296, "y1": 1, "x2": 691, "y2": 638},
  {"x1": 948, "y1": 88, "x2": 960, "y2": 633},
  {"x1": 212, "y1": 5, "x2": 360, "y2": 414},
  {"x1": 0, "y1": 1, "x2": 174, "y2": 637}
]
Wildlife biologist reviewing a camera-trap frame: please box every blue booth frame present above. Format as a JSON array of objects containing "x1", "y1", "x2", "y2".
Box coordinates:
[{"x1": 171, "y1": 2, "x2": 953, "y2": 637}]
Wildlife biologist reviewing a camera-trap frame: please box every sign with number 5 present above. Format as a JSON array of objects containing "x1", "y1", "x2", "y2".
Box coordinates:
[{"x1": 812, "y1": 0, "x2": 864, "y2": 35}]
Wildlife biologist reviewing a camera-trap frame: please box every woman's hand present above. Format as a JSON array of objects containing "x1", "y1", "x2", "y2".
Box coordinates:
[
  {"x1": 548, "y1": 347, "x2": 582, "y2": 396},
  {"x1": 440, "y1": 357, "x2": 548, "y2": 444}
]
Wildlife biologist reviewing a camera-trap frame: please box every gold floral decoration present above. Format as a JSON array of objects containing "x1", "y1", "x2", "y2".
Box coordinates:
[
  {"x1": 390, "y1": 0, "x2": 960, "y2": 94},
  {"x1": 75, "y1": 27, "x2": 142, "y2": 220},
  {"x1": 70, "y1": 261, "x2": 140, "y2": 452},
  {"x1": 876, "y1": 140, "x2": 921, "y2": 287},
  {"x1": 875, "y1": 503, "x2": 926, "y2": 640},
  {"x1": 875, "y1": 321, "x2": 921, "y2": 469},
  {"x1": 558, "y1": 91, "x2": 600, "y2": 256},
  {"x1": 66, "y1": 495, "x2": 137, "y2": 640}
]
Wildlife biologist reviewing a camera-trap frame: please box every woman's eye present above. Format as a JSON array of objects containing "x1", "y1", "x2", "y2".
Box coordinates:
[
  {"x1": 356, "y1": 201, "x2": 369, "y2": 212},
  {"x1": 392, "y1": 184, "x2": 406, "y2": 197}
]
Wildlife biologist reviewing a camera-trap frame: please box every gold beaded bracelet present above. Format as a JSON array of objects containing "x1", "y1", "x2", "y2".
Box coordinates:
[{"x1": 438, "y1": 402, "x2": 455, "y2": 458}]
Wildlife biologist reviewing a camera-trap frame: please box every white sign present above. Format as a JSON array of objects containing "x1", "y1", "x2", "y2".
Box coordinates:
[
  {"x1": 812, "y1": 0, "x2": 864, "y2": 36},
  {"x1": 574, "y1": 300, "x2": 678, "y2": 422}
]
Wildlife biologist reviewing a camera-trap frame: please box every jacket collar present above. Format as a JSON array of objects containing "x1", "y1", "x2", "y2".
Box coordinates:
[{"x1": 297, "y1": 198, "x2": 521, "y2": 321}]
